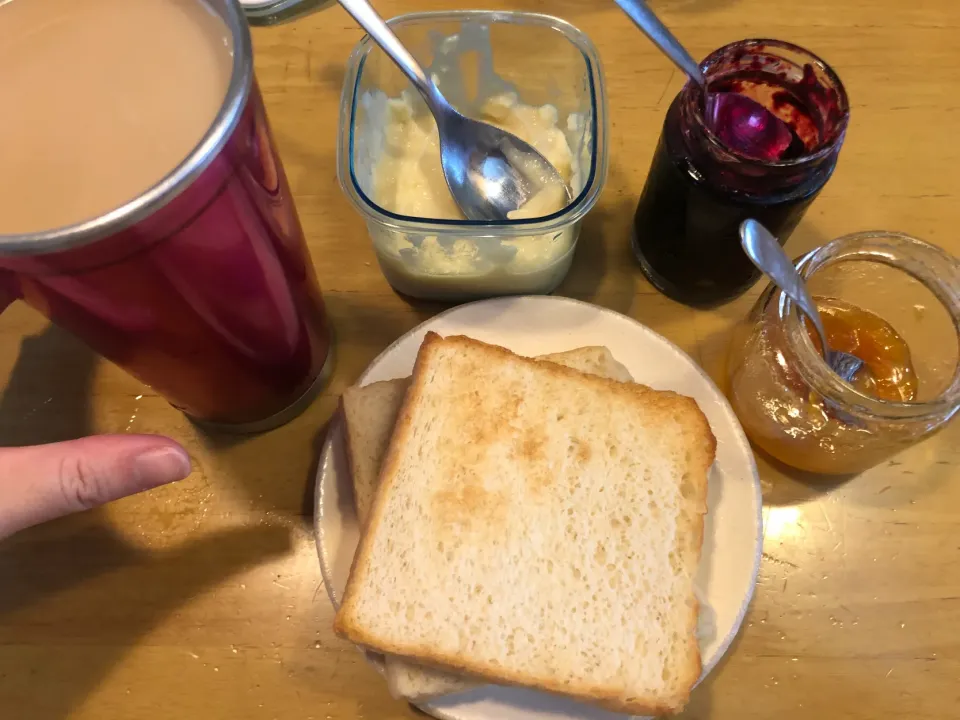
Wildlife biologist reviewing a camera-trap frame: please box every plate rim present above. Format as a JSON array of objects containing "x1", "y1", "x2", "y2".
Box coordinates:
[{"x1": 314, "y1": 295, "x2": 764, "y2": 718}]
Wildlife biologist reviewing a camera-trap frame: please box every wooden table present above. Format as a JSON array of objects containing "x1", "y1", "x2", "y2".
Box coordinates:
[{"x1": 1, "y1": 1, "x2": 958, "y2": 717}]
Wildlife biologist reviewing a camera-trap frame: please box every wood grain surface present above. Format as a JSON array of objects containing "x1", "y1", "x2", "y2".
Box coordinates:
[{"x1": 1, "y1": 1, "x2": 958, "y2": 718}]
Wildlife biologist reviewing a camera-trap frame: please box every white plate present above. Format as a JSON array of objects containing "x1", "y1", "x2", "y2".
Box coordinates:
[{"x1": 315, "y1": 296, "x2": 763, "y2": 720}]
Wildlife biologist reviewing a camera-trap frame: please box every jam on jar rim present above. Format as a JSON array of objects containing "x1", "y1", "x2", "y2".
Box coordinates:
[
  {"x1": 689, "y1": 38, "x2": 850, "y2": 170},
  {"x1": 778, "y1": 231, "x2": 960, "y2": 423}
]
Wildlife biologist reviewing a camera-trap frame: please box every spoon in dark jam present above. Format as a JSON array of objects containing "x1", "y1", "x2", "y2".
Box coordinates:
[
  {"x1": 705, "y1": 92, "x2": 797, "y2": 161},
  {"x1": 614, "y1": 0, "x2": 796, "y2": 161}
]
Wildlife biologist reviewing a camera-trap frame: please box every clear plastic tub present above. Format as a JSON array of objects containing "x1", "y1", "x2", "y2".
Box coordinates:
[{"x1": 337, "y1": 11, "x2": 608, "y2": 302}]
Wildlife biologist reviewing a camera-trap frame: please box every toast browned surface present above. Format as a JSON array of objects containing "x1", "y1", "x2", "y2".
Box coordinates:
[
  {"x1": 339, "y1": 345, "x2": 635, "y2": 701},
  {"x1": 335, "y1": 334, "x2": 714, "y2": 715},
  {"x1": 340, "y1": 345, "x2": 632, "y2": 529}
]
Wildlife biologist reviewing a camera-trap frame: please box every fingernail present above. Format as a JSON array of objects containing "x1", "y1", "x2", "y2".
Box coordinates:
[{"x1": 134, "y1": 447, "x2": 192, "y2": 488}]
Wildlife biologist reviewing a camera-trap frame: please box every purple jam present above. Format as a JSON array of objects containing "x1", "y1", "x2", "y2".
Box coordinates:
[
  {"x1": 631, "y1": 40, "x2": 849, "y2": 307},
  {"x1": 705, "y1": 92, "x2": 797, "y2": 161}
]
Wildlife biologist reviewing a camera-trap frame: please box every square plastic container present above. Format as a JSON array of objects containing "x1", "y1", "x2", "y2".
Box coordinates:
[{"x1": 337, "y1": 11, "x2": 608, "y2": 302}]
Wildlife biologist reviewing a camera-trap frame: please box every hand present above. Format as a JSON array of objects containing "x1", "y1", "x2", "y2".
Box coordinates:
[{"x1": 0, "y1": 435, "x2": 192, "y2": 540}]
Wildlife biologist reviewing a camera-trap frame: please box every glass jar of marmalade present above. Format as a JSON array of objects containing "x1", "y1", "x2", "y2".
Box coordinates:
[
  {"x1": 727, "y1": 231, "x2": 959, "y2": 475},
  {"x1": 632, "y1": 39, "x2": 850, "y2": 308}
]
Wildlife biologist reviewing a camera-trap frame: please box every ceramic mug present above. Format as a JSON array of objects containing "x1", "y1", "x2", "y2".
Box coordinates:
[{"x1": 0, "y1": 0, "x2": 332, "y2": 432}]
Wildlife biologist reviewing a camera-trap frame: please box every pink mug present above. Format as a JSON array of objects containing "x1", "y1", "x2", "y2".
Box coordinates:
[{"x1": 0, "y1": 0, "x2": 332, "y2": 432}]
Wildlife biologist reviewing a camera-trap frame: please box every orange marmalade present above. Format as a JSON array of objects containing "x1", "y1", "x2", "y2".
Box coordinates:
[
  {"x1": 805, "y1": 298, "x2": 918, "y2": 403},
  {"x1": 728, "y1": 296, "x2": 923, "y2": 474}
]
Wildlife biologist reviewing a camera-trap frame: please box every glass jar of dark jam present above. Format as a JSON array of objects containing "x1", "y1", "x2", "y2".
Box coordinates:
[{"x1": 632, "y1": 39, "x2": 850, "y2": 307}]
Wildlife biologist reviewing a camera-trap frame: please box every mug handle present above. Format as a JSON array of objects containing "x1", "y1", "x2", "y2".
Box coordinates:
[{"x1": 240, "y1": 0, "x2": 336, "y2": 26}]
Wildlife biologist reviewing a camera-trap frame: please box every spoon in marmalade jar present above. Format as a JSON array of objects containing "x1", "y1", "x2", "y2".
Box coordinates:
[
  {"x1": 740, "y1": 219, "x2": 866, "y2": 383},
  {"x1": 805, "y1": 297, "x2": 918, "y2": 402},
  {"x1": 725, "y1": 230, "x2": 956, "y2": 475}
]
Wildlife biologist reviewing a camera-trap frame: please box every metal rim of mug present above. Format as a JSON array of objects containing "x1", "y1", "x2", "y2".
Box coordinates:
[{"x1": 0, "y1": 0, "x2": 253, "y2": 257}]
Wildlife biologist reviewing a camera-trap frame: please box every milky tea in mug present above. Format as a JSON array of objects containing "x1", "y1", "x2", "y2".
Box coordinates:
[{"x1": 0, "y1": 0, "x2": 331, "y2": 429}]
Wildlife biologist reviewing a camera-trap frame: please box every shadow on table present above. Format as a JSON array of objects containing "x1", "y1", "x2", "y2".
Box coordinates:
[
  {"x1": 0, "y1": 324, "x2": 96, "y2": 447},
  {"x1": 558, "y1": 200, "x2": 638, "y2": 315},
  {"x1": 0, "y1": 325, "x2": 293, "y2": 719},
  {"x1": 0, "y1": 522, "x2": 291, "y2": 720},
  {"x1": 187, "y1": 285, "x2": 449, "y2": 522},
  {"x1": 556, "y1": 158, "x2": 639, "y2": 314},
  {"x1": 190, "y1": 408, "x2": 341, "y2": 527},
  {"x1": 756, "y1": 448, "x2": 857, "y2": 506}
]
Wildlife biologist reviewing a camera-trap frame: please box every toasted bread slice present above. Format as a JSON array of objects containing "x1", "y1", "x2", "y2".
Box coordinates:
[
  {"x1": 341, "y1": 345, "x2": 631, "y2": 530},
  {"x1": 340, "y1": 345, "x2": 633, "y2": 701},
  {"x1": 335, "y1": 334, "x2": 715, "y2": 716}
]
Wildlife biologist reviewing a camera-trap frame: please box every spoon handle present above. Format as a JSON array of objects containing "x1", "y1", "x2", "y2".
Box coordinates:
[
  {"x1": 739, "y1": 219, "x2": 832, "y2": 361},
  {"x1": 612, "y1": 0, "x2": 705, "y2": 85},
  {"x1": 337, "y1": 0, "x2": 447, "y2": 111}
]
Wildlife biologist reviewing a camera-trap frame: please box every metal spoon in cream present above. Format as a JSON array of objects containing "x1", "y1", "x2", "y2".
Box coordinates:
[{"x1": 339, "y1": 0, "x2": 572, "y2": 221}]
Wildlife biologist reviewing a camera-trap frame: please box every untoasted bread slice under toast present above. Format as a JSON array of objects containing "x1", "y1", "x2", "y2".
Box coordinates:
[
  {"x1": 335, "y1": 334, "x2": 715, "y2": 716},
  {"x1": 341, "y1": 378, "x2": 411, "y2": 529},
  {"x1": 339, "y1": 345, "x2": 633, "y2": 701}
]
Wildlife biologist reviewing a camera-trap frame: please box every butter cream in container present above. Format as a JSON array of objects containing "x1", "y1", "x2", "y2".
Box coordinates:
[{"x1": 337, "y1": 11, "x2": 608, "y2": 301}]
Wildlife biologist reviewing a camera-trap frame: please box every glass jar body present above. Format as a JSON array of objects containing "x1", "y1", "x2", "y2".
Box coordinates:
[
  {"x1": 633, "y1": 39, "x2": 849, "y2": 308},
  {"x1": 727, "y1": 232, "x2": 960, "y2": 475},
  {"x1": 632, "y1": 98, "x2": 833, "y2": 307}
]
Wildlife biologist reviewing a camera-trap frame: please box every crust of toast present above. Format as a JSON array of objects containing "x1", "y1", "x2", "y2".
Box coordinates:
[
  {"x1": 335, "y1": 333, "x2": 715, "y2": 716},
  {"x1": 335, "y1": 334, "x2": 450, "y2": 635}
]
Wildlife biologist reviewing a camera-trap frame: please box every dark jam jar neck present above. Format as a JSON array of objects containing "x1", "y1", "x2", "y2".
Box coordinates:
[{"x1": 673, "y1": 39, "x2": 850, "y2": 199}]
